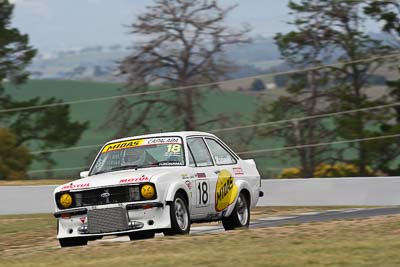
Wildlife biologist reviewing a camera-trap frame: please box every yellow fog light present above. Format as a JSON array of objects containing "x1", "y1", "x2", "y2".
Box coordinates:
[
  {"x1": 59, "y1": 193, "x2": 73, "y2": 208},
  {"x1": 141, "y1": 184, "x2": 155, "y2": 199}
]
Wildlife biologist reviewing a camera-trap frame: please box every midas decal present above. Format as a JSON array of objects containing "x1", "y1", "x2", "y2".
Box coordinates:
[
  {"x1": 102, "y1": 139, "x2": 144, "y2": 153},
  {"x1": 215, "y1": 170, "x2": 238, "y2": 212}
]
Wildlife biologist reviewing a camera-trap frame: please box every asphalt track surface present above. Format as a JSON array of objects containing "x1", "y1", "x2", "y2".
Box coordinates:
[{"x1": 99, "y1": 207, "x2": 400, "y2": 243}]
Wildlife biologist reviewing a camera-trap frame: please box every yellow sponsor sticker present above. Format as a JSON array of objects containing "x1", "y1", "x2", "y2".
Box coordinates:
[
  {"x1": 102, "y1": 139, "x2": 144, "y2": 153},
  {"x1": 215, "y1": 169, "x2": 238, "y2": 212}
]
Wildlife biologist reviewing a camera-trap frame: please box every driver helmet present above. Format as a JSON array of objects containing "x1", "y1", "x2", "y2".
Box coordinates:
[{"x1": 122, "y1": 147, "x2": 146, "y2": 165}]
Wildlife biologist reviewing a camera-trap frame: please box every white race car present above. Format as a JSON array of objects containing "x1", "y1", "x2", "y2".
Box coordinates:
[{"x1": 53, "y1": 131, "x2": 263, "y2": 247}]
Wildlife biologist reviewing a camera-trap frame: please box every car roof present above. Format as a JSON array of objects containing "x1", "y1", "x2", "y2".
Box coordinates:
[{"x1": 104, "y1": 131, "x2": 218, "y2": 145}]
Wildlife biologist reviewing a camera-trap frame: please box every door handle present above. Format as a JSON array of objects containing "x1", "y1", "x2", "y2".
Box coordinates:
[{"x1": 214, "y1": 170, "x2": 221, "y2": 174}]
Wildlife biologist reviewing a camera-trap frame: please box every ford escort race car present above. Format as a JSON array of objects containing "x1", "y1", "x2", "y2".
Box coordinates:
[{"x1": 53, "y1": 131, "x2": 263, "y2": 247}]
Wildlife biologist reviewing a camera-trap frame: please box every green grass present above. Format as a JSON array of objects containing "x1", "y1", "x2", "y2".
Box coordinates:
[
  {"x1": 1, "y1": 210, "x2": 400, "y2": 267},
  {"x1": 6, "y1": 80, "x2": 273, "y2": 178},
  {"x1": 6, "y1": 80, "x2": 374, "y2": 180}
]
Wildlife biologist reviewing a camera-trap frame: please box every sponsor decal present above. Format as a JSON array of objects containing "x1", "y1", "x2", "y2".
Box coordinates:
[
  {"x1": 147, "y1": 137, "x2": 181, "y2": 144},
  {"x1": 196, "y1": 173, "x2": 207, "y2": 179},
  {"x1": 215, "y1": 170, "x2": 238, "y2": 212},
  {"x1": 233, "y1": 167, "x2": 244, "y2": 175},
  {"x1": 102, "y1": 139, "x2": 144, "y2": 153},
  {"x1": 61, "y1": 183, "x2": 90, "y2": 190},
  {"x1": 185, "y1": 180, "x2": 192, "y2": 189},
  {"x1": 181, "y1": 174, "x2": 189, "y2": 180},
  {"x1": 101, "y1": 137, "x2": 182, "y2": 154},
  {"x1": 158, "y1": 162, "x2": 184, "y2": 166},
  {"x1": 80, "y1": 217, "x2": 86, "y2": 224},
  {"x1": 119, "y1": 176, "x2": 150, "y2": 184}
]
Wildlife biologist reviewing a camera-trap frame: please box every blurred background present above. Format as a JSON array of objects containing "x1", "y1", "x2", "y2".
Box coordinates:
[{"x1": 1, "y1": 0, "x2": 400, "y2": 180}]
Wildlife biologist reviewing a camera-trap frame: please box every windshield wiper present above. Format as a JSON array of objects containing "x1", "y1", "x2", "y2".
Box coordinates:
[
  {"x1": 93, "y1": 165, "x2": 140, "y2": 175},
  {"x1": 110, "y1": 165, "x2": 140, "y2": 172}
]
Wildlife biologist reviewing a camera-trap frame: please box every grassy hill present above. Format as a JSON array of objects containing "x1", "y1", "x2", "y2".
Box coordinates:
[
  {"x1": 6, "y1": 79, "x2": 393, "y2": 180},
  {"x1": 6, "y1": 80, "x2": 286, "y2": 179}
]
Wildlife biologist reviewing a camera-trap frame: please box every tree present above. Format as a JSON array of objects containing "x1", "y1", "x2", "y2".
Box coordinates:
[
  {"x1": 364, "y1": 1, "x2": 400, "y2": 43},
  {"x1": 0, "y1": 128, "x2": 31, "y2": 180},
  {"x1": 108, "y1": 0, "x2": 249, "y2": 137},
  {"x1": 364, "y1": 1, "x2": 400, "y2": 175},
  {"x1": 0, "y1": 0, "x2": 88, "y2": 173},
  {"x1": 256, "y1": 0, "x2": 339, "y2": 178},
  {"x1": 0, "y1": 0, "x2": 36, "y2": 92},
  {"x1": 250, "y1": 79, "x2": 266, "y2": 91},
  {"x1": 312, "y1": 0, "x2": 390, "y2": 176},
  {"x1": 257, "y1": 0, "x2": 391, "y2": 177}
]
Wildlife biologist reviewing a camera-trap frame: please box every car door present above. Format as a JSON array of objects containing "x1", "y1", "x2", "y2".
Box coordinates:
[
  {"x1": 186, "y1": 137, "x2": 217, "y2": 219},
  {"x1": 203, "y1": 137, "x2": 240, "y2": 215}
]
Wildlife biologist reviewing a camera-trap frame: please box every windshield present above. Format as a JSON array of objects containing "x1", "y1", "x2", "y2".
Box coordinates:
[{"x1": 90, "y1": 136, "x2": 185, "y2": 175}]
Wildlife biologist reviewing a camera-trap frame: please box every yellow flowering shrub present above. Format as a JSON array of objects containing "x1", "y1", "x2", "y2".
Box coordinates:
[
  {"x1": 279, "y1": 162, "x2": 375, "y2": 178},
  {"x1": 314, "y1": 162, "x2": 375, "y2": 177},
  {"x1": 278, "y1": 167, "x2": 302, "y2": 178}
]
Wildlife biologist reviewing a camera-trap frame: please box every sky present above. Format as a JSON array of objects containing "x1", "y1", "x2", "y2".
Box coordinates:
[
  {"x1": 9, "y1": 0, "x2": 290, "y2": 53},
  {"x1": 8, "y1": 0, "x2": 382, "y2": 54}
]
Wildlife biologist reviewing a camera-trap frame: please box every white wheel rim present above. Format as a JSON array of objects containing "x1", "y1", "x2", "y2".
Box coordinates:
[
  {"x1": 175, "y1": 198, "x2": 188, "y2": 230},
  {"x1": 237, "y1": 194, "x2": 248, "y2": 225}
]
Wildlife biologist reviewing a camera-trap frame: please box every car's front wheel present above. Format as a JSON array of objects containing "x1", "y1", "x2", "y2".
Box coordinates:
[
  {"x1": 222, "y1": 191, "x2": 250, "y2": 230},
  {"x1": 164, "y1": 192, "x2": 190, "y2": 235},
  {"x1": 59, "y1": 237, "x2": 88, "y2": 247}
]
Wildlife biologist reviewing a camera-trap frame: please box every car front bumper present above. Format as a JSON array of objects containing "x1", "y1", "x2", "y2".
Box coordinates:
[{"x1": 55, "y1": 202, "x2": 171, "y2": 239}]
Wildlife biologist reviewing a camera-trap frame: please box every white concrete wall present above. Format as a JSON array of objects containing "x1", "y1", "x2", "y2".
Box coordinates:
[
  {"x1": 2, "y1": 177, "x2": 400, "y2": 215},
  {"x1": 258, "y1": 177, "x2": 400, "y2": 206},
  {"x1": 0, "y1": 185, "x2": 57, "y2": 215}
]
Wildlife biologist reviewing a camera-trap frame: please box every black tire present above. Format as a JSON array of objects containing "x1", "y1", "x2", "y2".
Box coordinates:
[
  {"x1": 163, "y1": 192, "x2": 190, "y2": 236},
  {"x1": 59, "y1": 237, "x2": 88, "y2": 247},
  {"x1": 222, "y1": 191, "x2": 250, "y2": 230},
  {"x1": 129, "y1": 231, "x2": 155, "y2": 240}
]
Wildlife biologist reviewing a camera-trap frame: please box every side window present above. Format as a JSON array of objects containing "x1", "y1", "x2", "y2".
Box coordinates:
[
  {"x1": 187, "y1": 138, "x2": 213, "y2": 167},
  {"x1": 205, "y1": 138, "x2": 236, "y2": 165}
]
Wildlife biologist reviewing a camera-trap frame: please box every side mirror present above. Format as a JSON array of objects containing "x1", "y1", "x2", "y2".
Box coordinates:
[{"x1": 80, "y1": 171, "x2": 89, "y2": 178}]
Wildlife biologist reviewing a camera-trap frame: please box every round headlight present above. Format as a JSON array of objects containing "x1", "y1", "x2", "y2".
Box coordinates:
[
  {"x1": 59, "y1": 193, "x2": 73, "y2": 208},
  {"x1": 141, "y1": 184, "x2": 155, "y2": 199}
]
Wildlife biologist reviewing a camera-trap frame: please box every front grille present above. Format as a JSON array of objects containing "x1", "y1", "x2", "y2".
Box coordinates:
[
  {"x1": 88, "y1": 207, "x2": 129, "y2": 234},
  {"x1": 74, "y1": 186, "x2": 137, "y2": 207}
]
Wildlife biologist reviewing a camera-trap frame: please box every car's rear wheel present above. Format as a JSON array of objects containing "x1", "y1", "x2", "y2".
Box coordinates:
[
  {"x1": 164, "y1": 192, "x2": 190, "y2": 235},
  {"x1": 129, "y1": 231, "x2": 155, "y2": 240},
  {"x1": 59, "y1": 237, "x2": 88, "y2": 247},
  {"x1": 222, "y1": 191, "x2": 250, "y2": 230}
]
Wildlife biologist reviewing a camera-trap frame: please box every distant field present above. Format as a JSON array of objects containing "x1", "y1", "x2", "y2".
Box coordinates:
[
  {"x1": 1, "y1": 211, "x2": 400, "y2": 267},
  {"x1": 6, "y1": 80, "x2": 288, "y2": 178}
]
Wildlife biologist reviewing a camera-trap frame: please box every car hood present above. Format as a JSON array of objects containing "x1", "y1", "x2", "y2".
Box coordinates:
[{"x1": 54, "y1": 167, "x2": 181, "y2": 193}]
